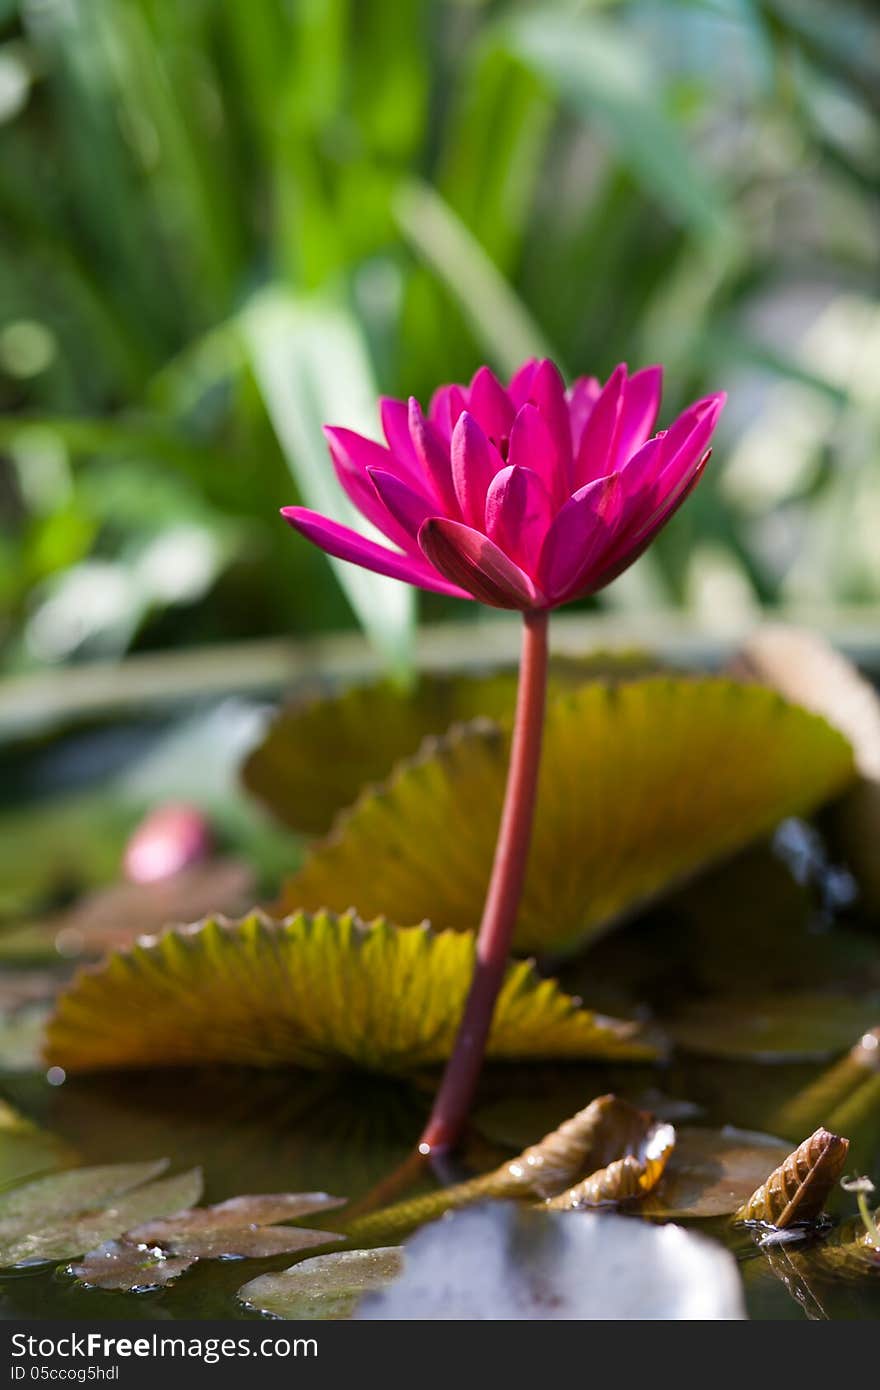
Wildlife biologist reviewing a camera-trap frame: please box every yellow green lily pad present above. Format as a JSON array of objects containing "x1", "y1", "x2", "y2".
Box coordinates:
[
  {"x1": 242, "y1": 655, "x2": 655, "y2": 837},
  {"x1": 44, "y1": 912, "x2": 655, "y2": 1075},
  {"x1": 279, "y1": 678, "x2": 854, "y2": 955}
]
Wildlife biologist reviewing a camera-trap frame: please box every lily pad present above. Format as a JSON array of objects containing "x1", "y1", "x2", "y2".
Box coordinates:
[
  {"x1": 70, "y1": 1241, "x2": 196, "y2": 1292},
  {"x1": 45, "y1": 912, "x2": 654, "y2": 1075},
  {"x1": 279, "y1": 678, "x2": 854, "y2": 954},
  {"x1": 238, "y1": 1248, "x2": 404, "y2": 1320},
  {"x1": 128, "y1": 1193, "x2": 345, "y2": 1258},
  {"x1": 243, "y1": 656, "x2": 654, "y2": 836},
  {"x1": 354, "y1": 1202, "x2": 746, "y2": 1320},
  {"x1": 640, "y1": 1127, "x2": 793, "y2": 1219},
  {"x1": 667, "y1": 993, "x2": 880, "y2": 1063},
  {"x1": 0, "y1": 1161, "x2": 202, "y2": 1267},
  {"x1": 0, "y1": 1100, "x2": 73, "y2": 1188},
  {"x1": 734, "y1": 1128, "x2": 850, "y2": 1228}
]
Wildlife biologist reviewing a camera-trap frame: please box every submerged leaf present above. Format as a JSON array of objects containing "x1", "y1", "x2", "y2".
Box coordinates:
[
  {"x1": 70, "y1": 1241, "x2": 195, "y2": 1292},
  {"x1": 354, "y1": 1203, "x2": 746, "y2": 1320},
  {"x1": 238, "y1": 1248, "x2": 404, "y2": 1320},
  {"x1": 734, "y1": 1129, "x2": 850, "y2": 1228},
  {"x1": 280, "y1": 679, "x2": 854, "y2": 954},
  {"x1": 0, "y1": 1162, "x2": 202, "y2": 1267},
  {"x1": 243, "y1": 657, "x2": 653, "y2": 836},
  {"x1": 0, "y1": 1100, "x2": 73, "y2": 1188},
  {"x1": 806, "y1": 1217, "x2": 880, "y2": 1281},
  {"x1": 668, "y1": 993, "x2": 880, "y2": 1063},
  {"x1": 45, "y1": 913, "x2": 653, "y2": 1075},
  {"x1": 641, "y1": 1128, "x2": 792, "y2": 1219},
  {"x1": 127, "y1": 1193, "x2": 345, "y2": 1258}
]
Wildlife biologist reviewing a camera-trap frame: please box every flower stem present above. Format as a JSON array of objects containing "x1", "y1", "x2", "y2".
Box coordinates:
[{"x1": 419, "y1": 609, "x2": 550, "y2": 1155}]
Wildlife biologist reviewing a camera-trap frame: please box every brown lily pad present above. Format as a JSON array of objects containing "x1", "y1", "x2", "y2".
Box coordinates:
[
  {"x1": 640, "y1": 1127, "x2": 793, "y2": 1219},
  {"x1": 70, "y1": 1240, "x2": 196, "y2": 1292},
  {"x1": 128, "y1": 1192, "x2": 346, "y2": 1259}
]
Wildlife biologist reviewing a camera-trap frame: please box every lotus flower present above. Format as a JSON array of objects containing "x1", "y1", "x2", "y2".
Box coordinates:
[{"x1": 282, "y1": 359, "x2": 725, "y2": 610}]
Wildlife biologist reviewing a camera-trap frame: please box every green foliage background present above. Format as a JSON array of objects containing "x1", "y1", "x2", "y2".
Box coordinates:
[{"x1": 0, "y1": 0, "x2": 877, "y2": 671}]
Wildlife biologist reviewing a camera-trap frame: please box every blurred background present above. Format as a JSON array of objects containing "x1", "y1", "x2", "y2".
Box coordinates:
[{"x1": 1, "y1": 0, "x2": 878, "y2": 682}]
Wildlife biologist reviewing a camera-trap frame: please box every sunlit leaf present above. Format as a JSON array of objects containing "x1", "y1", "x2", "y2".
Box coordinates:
[
  {"x1": 667, "y1": 993, "x2": 880, "y2": 1063},
  {"x1": 354, "y1": 1203, "x2": 746, "y2": 1320},
  {"x1": 806, "y1": 1217, "x2": 880, "y2": 1281},
  {"x1": 0, "y1": 1162, "x2": 202, "y2": 1267},
  {"x1": 128, "y1": 1192, "x2": 345, "y2": 1259},
  {"x1": 70, "y1": 1240, "x2": 195, "y2": 1292},
  {"x1": 735, "y1": 1128, "x2": 850, "y2": 1228},
  {"x1": 243, "y1": 655, "x2": 655, "y2": 835},
  {"x1": 280, "y1": 679, "x2": 854, "y2": 954},
  {"x1": 640, "y1": 1128, "x2": 792, "y2": 1219},
  {"x1": 45, "y1": 912, "x2": 654, "y2": 1075},
  {"x1": 238, "y1": 1247, "x2": 404, "y2": 1320},
  {"x1": 772, "y1": 1028, "x2": 880, "y2": 1157}
]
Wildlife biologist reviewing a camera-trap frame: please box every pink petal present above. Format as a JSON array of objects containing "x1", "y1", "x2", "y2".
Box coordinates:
[
  {"x1": 429, "y1": 384, "x2": 468, "y2": 440},
  {"x1": 484, "y1": 464, "x2": 553, "y2": 573},
  {"x1": 408, "y1": 398, "x2": 460, "y2": 515},
  {"x1": 567, "y1": 376, "x2": 601, "y2": 454},
  {"x1": 508, "y1": 403, "x2": 561, "y2": 500},
  {"x1": 419, "y1": 517, "x2": 539, "y2": 609},
  {"x1": 451, "y1": 412, "x2": 502, "y2": 528},
  {"x1": 537, "y1": 473, "x2": 622, "y2": 601},
  {"x1": 656, "y1": 393, "x2": 726, "y2": 490},
  {"x1": 613, "y1": 365, "x2": 663, "y2": 467},
  {"x1": 281, "y1": 507, "x2": 470, "y2": 598},
  {"x1": 468, "y1": 365, "x2": 515, "y2": 445},
  {"x1": 525, "y1": 359, "x2": 573, "y2": 492},
  {"x1": 368, "y1": 468, "x2": 437, "y2": 540},
  {"x1": 324, "y1": 426, "x2": 420, "y2": 553},
  {"x1": 380, "y1": 398, "x2": 422, "y2": 481},
  {"x1": 508, "y1": 358, "x2": 540, "y2": 407},
  {"x1": 574, "y1": 363, "x2": 627, "y2": 488}
]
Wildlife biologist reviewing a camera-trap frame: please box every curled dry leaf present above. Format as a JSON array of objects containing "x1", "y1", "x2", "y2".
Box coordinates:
[
  {"x1": 45, "y1": 912, "x2": 653, "y2": 1075},
  {"x1": 127, "y1": 1192, "x2": 346, "y2": 1259},
  {"x1": 734, "y1": 1128, "x2": 850, "y2": 1228},
  {"x1": 347, "y1": 1096, "x2": 675, "y2": 1244}
]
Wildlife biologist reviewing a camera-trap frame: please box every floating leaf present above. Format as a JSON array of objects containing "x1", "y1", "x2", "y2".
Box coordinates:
[
  {"x1": 735, "y1": 1129, "x2": 850, "y2": 1228},
  {"x1": 805, "y1": 1217, "x2": 880, "y2": 1281},
  {"x1": 243, "y1": 656, "x2": 652, "y2": 836},
  {"x1": 280, "y1": 679, "x2": 855, "y2": 954},
  {"x1": 354, "y1": 1203, "x2": 746, "y2": 1320},
  {"x1": 45, "y1": 913, "x2": 653, "y2": 1075},
  {"x1": 0, "y1": 1162, "x2": 202, "y2": 1267},
  {"x1": 772, "y1": 1028, "x2": 880, "y2": 1155},
  {"x1": 349, "y1": 1096, "x2": 674, "y2": 1242},
  {"x1": 641, "y1": 1128, "x2": 793, "y2": 1219},
  {"x1": 70, "y1": 1241, "x2": 195, "y2": 1292},
  {"x1": 239, "y1": 1248, "x2": 404, "y2": 1320},
  {"x1": 128, "y1": 1192, "x2": 345, "y2": 1259},
  {"x1": 667, "y1": 993, "x2": 880, "y2": 1063}
]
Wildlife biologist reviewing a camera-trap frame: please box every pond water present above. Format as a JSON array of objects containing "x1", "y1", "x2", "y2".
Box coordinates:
[{"x1": 1, "y1": 695, "x2": 879, "y2": 1321}]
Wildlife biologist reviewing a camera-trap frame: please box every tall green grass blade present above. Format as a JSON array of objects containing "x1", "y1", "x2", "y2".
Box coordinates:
[{"x1": 240, "y1": 288, "x2": 414, "y2": 673}]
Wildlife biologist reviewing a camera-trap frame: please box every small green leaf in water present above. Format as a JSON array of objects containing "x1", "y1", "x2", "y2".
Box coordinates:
[
  {"x1": 279, "y1": 679, "x2": 854, "y2": 955},
  {"x1": 238, "y1": 1247, "x2": 404, "y2": 1320},
  {"x1": 45, "y1": 912, "x2": 654, "y2": 1075}
]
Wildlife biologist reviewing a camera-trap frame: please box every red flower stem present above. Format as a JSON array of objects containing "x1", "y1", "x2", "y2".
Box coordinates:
[{"x1": 419, "y1": 609, "x2": 550, "y2": 1155}]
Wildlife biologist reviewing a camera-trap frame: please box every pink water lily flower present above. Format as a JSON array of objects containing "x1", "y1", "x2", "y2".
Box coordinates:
[{"x1": 282, "y1": 359, "x2": 725, "y2": 610}]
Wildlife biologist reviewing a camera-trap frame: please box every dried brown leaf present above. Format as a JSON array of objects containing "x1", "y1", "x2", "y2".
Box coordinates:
[
  {"x1": 70, "y1": 1240, "x2": 196, "y2": 1291},
  {"x1": 734, "y1": 1128, "x2": 850, "y2": 1227}
]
